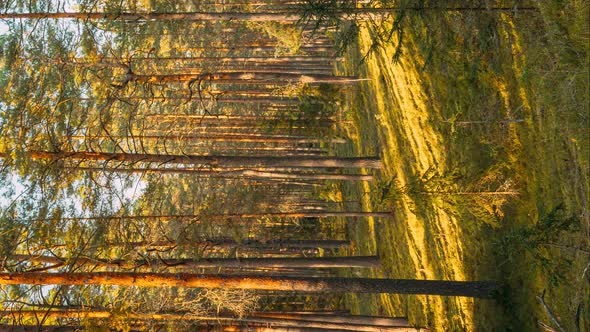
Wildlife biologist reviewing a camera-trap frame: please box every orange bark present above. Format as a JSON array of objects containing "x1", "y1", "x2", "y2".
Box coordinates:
[
  {"x1": 0, "y1": 273, "x2": 498, "y2": 297},
  {"x1": 25, "y1": 151, "x2": 383, "y2": 169},
  {"x1": 12, "y1": 254, "x2": 380, "y2": 269}
]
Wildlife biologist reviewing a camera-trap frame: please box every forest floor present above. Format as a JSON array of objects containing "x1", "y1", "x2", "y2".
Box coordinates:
[{"x1": 329, "y1": 2, "x2": 589, "y2": 331}]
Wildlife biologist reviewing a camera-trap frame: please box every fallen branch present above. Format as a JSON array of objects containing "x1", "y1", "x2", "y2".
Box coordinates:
[
  {"x1": 538, "y1": 321, "x2": 557, "y2": 332},
  {"x1": 536, "y1": 290, "x2": 565, "y2": 332}
]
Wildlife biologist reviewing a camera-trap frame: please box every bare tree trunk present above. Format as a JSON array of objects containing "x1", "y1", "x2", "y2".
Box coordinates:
[
  {"x1": 206, "y1": 211, "x2": 392, "y2": 218},
  {"x1": 129, "y1": 72, "x2": 362, "y2": 85},
  {"x1": 0, "y1": 311, "x2": 421, "y2": 331},
  {"x1": 0, "y1": 325, "x2": 82, "y2": 332},
  {"x1": 11, "y1": 254, "x2": 381, "y2": 269},
  {"x1": 91, "y1": 96, "x2": 301, "y2": 104},
  {"x1": 30, "y1": 239, "x2": 350, "y2": 252},
  {"x1": 0, "y1": 12, "x2": 313, "y2": 21},
  {"x1": 0, "y1": 8, "x2": 537, "y2": 21},
  {"x1": 68, "y1": 133, "x2": 345, "y2": 144},
  {"x1": 0, "y1": 273, "x2": 498, "y2": 297},
  {"x1": 144, "y1": 115, "x2": 337, "y2": 123},
  {"x1": 88, "y1": 55, "x2": 338, "y2": 62},
  {"x1": 69, "y1": 167, "x2": 373, "y2": 181},
  {"x1": 252, "y1": 328, "x2": 423, "y2": 332},
  {"x1": 251, "y1": 313, "x2": 410, "y2": 327},
  {"x1": 253, "y1": 311, "x2": 350, "y2": 315},
  {"x1": 23, "y1": 151, "x2": 383, "y2": 169},
  {"x1": 131, "y1": 45, "x2": 333, "y2": 52}
]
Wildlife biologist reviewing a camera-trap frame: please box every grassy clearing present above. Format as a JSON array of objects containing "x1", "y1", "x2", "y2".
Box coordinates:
[{"x1": 332, "y1": 1, "x2": 589, "y2": 331}]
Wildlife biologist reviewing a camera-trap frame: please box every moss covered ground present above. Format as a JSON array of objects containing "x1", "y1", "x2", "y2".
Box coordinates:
[{"x1": 329, "y1": 2, "x2": 589, "y2": 330}]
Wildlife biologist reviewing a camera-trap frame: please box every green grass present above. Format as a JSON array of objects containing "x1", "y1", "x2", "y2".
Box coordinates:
[{"x1": 330, "y1": 1, "x2": 589, "y2": 330}]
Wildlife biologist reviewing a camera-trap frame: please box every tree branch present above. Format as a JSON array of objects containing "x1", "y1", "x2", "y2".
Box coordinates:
[{"x1": 536, "y1": 290, "x2": 565, "y2": 332}]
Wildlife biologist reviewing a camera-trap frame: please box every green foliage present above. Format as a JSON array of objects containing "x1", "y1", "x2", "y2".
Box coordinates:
[
  {"x1": 335, "y1": 0, "x2": 587, "y2": 329},
  {"x1": 264, "y1": 83, "x2": 341, "y2": 132},
  {"x1": 297, "y1": 83, "x2": 340, "y2": 119},
  {"x1": 0, "y1": 216, "x2": 21, "y2": 261},
  {"x1": 362, "y1": 1, "x2": 411, "y2": 62},
  {"x1": 373, "y1": 167, "x2": 515, "y2": 227},
  {"x1": 246, "y1": 22, "x2": 303, "y2": 55},
  {"x1": 298, "y1": 0, "x2": 350, "y2": 32},
  {"x1": 318, "y1": 182, "x2": 343, "y2": 202},
  {"x1": 298, "y1": 0, "x2": 410, "y2": 60},
  {"x1": 495, "y1": 204, "x2": 581, "y2": 286},
  {"x1": 0, "y1": 33, "x2": 20, "y2": 71}
]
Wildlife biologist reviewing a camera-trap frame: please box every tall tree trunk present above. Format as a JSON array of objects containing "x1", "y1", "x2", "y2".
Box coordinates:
[
  {"x1": 0, "y1": 325, "x2": 82, "y2": 332},
  {"x1": 90, "y1": 96, "x2": 301, "y2": 104},
  {"x1": 70, "y1": 133, "x2": 345, "y2": 144},
  {"x1": 34, "y1": 211, "x2": 388, "y2": 221},
  {"x1": 252, "y1": 328, "x2": 422, "y2": 332},
  {"x1": 0, "y1": 273, "x2": 498, "y2": 297},
  {"x1": 251, "y1": 313, "x2": 410, "y2": 327},
  {"x1": 168, "y1": 46, "x2": 334, "y2": 53},
  {"x1": 253, "y1": 310, "x2": 351, "y2": 315},
  {"x1": 144, "y1": 115, "x2": 338, "y2": 123},
  {"x1": 104, "y1": 55, "x2": 337, "y2": 62},
  {"x1": 0, "y1": 8, "x2": 537, "y2": 21},
  {"x1": 69, "y1": 167, "x2": 373, "y2": 181},
  {"x1": 22, "y1": 151, "x2": 383, "y2": 169},
  {"x1": 0, "y1": 311, "x2": 420, "y2": 331},
  {"x1": 206, "y1": 211, "x2": 392, "y2": 218},
  {"x1": 31, "y1": 239, "x2": 350, "y2": 252},
  {"x1": 12, "y1": 254, "x2": 381, "y2": 269},
  {"x1": 129, "y1": 72, "x2": 362, "y2": 84}
]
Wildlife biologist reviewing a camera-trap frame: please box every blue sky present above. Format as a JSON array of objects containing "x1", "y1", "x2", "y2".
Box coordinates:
[
  {"x1": 1, "y1": 2, "x2": 150, "y2": 217},
  {"x1": 1, "y1": 0, "x2": 77, "y2": 35},
  {"x1": 0, "y1": 21, "x2": 7, "y2": 35}
]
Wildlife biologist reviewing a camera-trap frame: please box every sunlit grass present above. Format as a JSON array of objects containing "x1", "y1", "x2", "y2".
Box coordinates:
[
  {"x1": 335, "y1": 1, "x2": 588, "y2": 330},
  {"x1": 357, "y1": 26, "x2": 474, "y2": 330},
  {"x1": 335, "y1": 26, "x2": 477, "y2": 330}
]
